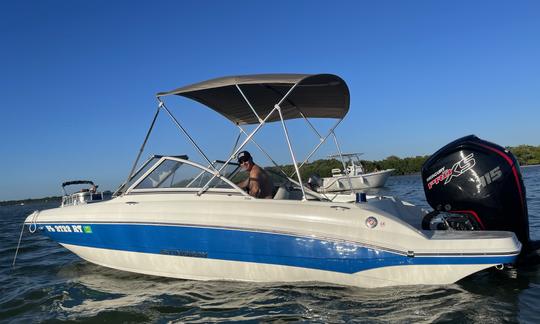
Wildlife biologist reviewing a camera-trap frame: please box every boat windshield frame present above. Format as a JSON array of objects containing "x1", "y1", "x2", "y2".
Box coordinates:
[
  {"x1": 124, "y1": 156, "x2": 250, "y2": 196},
  {"x1": 122, "y1": 74, "x2": 355, "y2": 201}
]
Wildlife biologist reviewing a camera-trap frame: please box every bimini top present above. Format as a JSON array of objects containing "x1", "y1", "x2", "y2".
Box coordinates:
[
  {"x1": 156, "y1": 74, "x2": 350, "y2": 125},
  {"x1": 328, "y1": 153, "x2": 364, "y2": 158},
  {"x1": 62, "y1": 180, "x2": 95, "y2": 188}
]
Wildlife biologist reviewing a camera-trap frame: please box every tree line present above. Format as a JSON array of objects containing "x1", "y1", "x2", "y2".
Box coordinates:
[
  {"x1": 268, "y1": 144, "x2": 540, "y2": 179},
  {"x1": 0, "y1": 196, "x2": 61, "y2": 207},
  {"x1": 2, "y1": 145, "x2": 538, "y2": 206},
  {"x1": 268, "y1": 155, "x2": 430, "y2": 178},
  {"x1": 508, "y1": 145, "x2": 540, "y2": 166}
]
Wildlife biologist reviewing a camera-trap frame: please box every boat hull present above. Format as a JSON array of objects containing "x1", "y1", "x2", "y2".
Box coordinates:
[
  {"x1": 33, "y1": 220, "x2": 519, "y2": 288},
  {"x1": 320, "y1": 169, "x2": 394, "y2": 192},
  {"x1": 64, "y1": 243, "x2": 512, "y2": 288}
]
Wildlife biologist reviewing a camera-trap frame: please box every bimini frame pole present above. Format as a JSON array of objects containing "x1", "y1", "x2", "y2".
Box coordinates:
[
  {"x1": 197, "y1": 80, "x2": 301, "y2": 196},
  {"x1": 299, "y1": 110, "x2": 323, "y2": 139},
  {"x1": 197, "y1": 106, "x2": 278, "y2": 196},
  {"x1": 332, "y1": 131, "x2": 354, "y2": 191},
  {"x1": 159, "y1": 99, "x2": 216, "y2": 171},
  {"x1": 290, "y1": 118, "x2": 343, "y2": 177},
  {"x1": 121, "y1": 103, "x2": 161, "y2": 195},
  {"x1": 230, "y1": 128, "x2": 243, "y2": 158},
  {"x1": 277, "y1": 104, "x2": 307, "y2": 200},
  {"x1": 237, "y1": 126, "x2": 289, "y2": 178},
  {"x1": 235, "y1": 125, "x2": 329, "y2": 201},
  {"x1": 233, "y1": 100, "x2": 345, "y2": 195},
  {"x1": 236, "y1": 84, "x2": 263, "y2": 123}
]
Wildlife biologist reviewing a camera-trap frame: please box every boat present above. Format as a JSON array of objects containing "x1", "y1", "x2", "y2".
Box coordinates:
[
  {"x1": 318, "y1": 153, "x2": 394, "y2": 192},
  {"x1": 22, "y1": 74, "x2": 529, "y2": 288},
  {"x1": 61, "y1": 180, "x2": 112, "y2": 207}
]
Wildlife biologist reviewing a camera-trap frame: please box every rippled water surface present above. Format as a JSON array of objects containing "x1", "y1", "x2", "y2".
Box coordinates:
[{"x1": 2, "y1": 166, "x2": 540, "y2": 323}]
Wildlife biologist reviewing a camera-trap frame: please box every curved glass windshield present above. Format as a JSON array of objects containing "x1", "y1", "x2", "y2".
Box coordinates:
[
  {"x1": 134, "y1": 158, "x2": 240, "y2": 190},
  {"x1": 114, "y1": 155, "x2": 165, "y2": 196}
]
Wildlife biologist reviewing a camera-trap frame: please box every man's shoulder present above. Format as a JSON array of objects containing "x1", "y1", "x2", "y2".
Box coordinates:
[{"x1": 250, "y1": 164, "x2": 264, "y2": 176}]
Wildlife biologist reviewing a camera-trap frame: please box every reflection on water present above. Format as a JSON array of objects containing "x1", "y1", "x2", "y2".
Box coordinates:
[
  {"x1": 42, "y1": 262, "x2": 538, "y2": 322},
  {"x1": 1, "y1": 166, "x2": 539, "y2": 322}
]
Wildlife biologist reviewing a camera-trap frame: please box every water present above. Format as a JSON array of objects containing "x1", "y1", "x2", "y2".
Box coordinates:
[{"x1": 2, "y1": 166, "x2": 540, "y2": 323}]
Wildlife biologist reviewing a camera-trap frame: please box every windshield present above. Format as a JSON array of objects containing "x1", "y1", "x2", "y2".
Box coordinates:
[
  {"x1": 186, "y1": 160, "x2": 241, "y2": 188},
  {"x1": 133, "y1": 158, "x2": 241, "y2": 190},
  {"x1": 113, "y1": 156, "x2": 163, "y2": 196}
]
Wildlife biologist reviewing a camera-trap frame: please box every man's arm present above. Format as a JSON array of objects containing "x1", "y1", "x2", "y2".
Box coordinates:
[
  {"x1": 236, "y1": 177, "x2": 249, "y2": 190},
  {"x1": 247, "y1": 176, "x2": 261, "y2": 198}
]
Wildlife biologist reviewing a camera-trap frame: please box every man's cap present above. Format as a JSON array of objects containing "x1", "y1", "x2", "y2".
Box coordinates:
[{"x1": 237, "y1": 150, "x2": 252, "y2": 163}]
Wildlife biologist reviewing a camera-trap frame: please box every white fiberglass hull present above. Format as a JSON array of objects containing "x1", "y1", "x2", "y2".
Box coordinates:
[
  {"x1": 65, "y1": 243, "x2": 512, "y2": 288},
  {"x1": 25, "y1": 193, "x2": 521, "y2": 288},
  {"x1": 320, "y1": 169, "x2": 394, "y2": 192}
]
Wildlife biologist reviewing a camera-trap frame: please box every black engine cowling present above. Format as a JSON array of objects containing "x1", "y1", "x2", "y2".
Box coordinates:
[{"x1": 421, "y1": 135, "x2": 529, "y2": 247}]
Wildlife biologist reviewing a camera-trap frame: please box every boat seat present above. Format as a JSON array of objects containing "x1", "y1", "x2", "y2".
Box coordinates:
[
  {"x1": 331, "y1": 168, "x2": 343, "y2": 177},
  {"x1": 288, "y1": 189, "x2": 303, "y2": 200},
  {"x1": 273, "y1": 185, "x2": 290, "y2": 200}
]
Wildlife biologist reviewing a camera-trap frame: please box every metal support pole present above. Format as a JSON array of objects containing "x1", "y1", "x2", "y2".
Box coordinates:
[
  {"x1": 332, "y1": 131, "x2": 354, "y2": 191},
  {"x1": 197, "y1": 106, "x2": 278, "y2": 195},
  {"x1": 197, "y1": 81, "x2": 300, "y2": 196},
  {"x1": 277, "y1": 82, "x2": 300, "y2": 106},
  {"x1": 277, "y1": 105, "x2": 306, "y2": 200},
  {"x1": 160, "y1": 101, "x2": 216, "y2": 171},
  {"x1": 237, "y1": 125, "x2": 330, "y2": 201},
  {"x1": 230, "y1": 128, "x2": 242, "y2": 158},
  {"x1": 122, "y1": 103, "x2": 161, "y2": 195},
  {"x1": 291, "y1": 118, "x2": 343, "y2": 177},
  {"x1": 236, "y1": 84, "x2": 263, "y2": 123},
  {"x1": 238, "y1": 126, "x2": 290, "y2": 179},
  {"x1": 299, "y1": 111, "x2": 323, "y2": 139}
]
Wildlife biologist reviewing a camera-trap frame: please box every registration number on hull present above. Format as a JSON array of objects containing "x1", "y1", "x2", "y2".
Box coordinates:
[{"x1": 43, "y1": 225, "x2": 93, "y2": 233}]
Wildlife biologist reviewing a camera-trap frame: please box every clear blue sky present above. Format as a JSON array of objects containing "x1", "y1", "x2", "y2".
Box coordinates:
[{"x1": 1, "y1": 1, "x2": 539, "y2": 200}]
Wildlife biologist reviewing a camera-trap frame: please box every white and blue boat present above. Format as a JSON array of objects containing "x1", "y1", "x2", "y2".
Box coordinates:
[{"x1": 24, "y1": 74, "x2": 524, "y2": 288}]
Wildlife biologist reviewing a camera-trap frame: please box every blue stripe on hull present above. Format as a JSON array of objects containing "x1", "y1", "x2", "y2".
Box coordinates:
[{"x1": 36, "y1": 223, "x2": 518, "y2": 274}]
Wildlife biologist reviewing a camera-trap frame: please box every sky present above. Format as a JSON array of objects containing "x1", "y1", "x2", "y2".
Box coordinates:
[{"x1": 1, "y1": 0, "x2": 539, "y2": 200}]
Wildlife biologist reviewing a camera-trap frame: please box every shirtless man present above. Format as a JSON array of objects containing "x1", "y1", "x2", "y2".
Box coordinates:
[{"x1": 235, "y1": 151, "x2": 274, "y2": 199}]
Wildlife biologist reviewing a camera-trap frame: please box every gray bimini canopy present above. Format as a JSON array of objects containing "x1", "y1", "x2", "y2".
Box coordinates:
[
  {"x1": 156, "y1": 74, "x2": 350, "y2": 125},
  {"x1": 62, "y1": 180, "x2": 95, "y2": 188}
]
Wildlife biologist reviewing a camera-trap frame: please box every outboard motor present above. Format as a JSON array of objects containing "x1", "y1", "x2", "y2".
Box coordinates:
[
  {"x1": 307, "y1": 174, "x2": 322, "y2": 191},
  {"x1": 421, "y1": 135, "x2": 531, "y2": 251}
]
